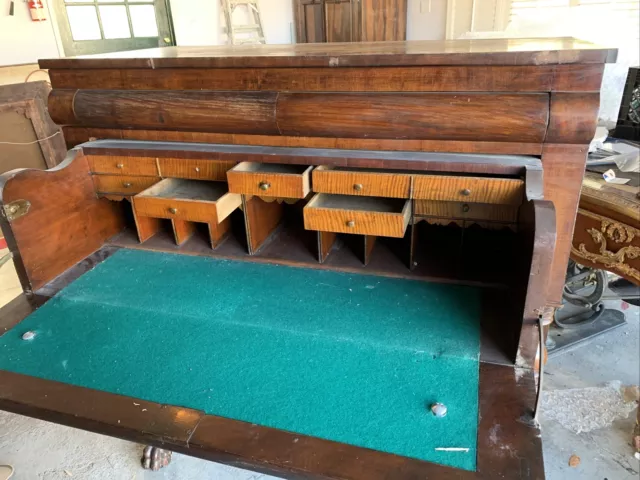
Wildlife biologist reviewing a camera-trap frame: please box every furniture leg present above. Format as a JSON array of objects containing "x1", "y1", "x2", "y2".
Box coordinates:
[{"x1": 141, "y1": 445, "x2": 172, "y2": 471}]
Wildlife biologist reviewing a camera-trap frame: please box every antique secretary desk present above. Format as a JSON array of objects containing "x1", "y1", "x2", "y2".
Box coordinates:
[{"x1": 0, "y1": 39, "x2": 615, "y2": 479}]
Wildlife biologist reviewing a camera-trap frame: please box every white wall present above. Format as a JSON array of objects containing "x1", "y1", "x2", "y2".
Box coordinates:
[
  {"x1": 169, "y1": 0, "x2": 219, "y2": 46},
  {"x1": 0, "y1": 2, "x2": 61, "y2": 66},
  {"x1": 259, "y1": 0, "x2": 295, "y2": 44},
  {"x1": 406, "y1": 0, "x2": 447, "y2": 41}
]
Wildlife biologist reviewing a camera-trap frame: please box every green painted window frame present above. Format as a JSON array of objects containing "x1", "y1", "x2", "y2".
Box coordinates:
[{"x1": 53, "y1": 0, "x2": 175, "y2": 56}]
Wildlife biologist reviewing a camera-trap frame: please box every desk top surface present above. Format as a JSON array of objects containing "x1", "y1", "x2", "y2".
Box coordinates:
[{"x1": 39, "y1": 37, "x2": 616, "y2": 69}]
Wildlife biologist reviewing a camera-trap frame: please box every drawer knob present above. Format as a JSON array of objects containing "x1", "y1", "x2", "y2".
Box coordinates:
[
  {"x1": 353, "y1": 183, "x2": 363, "y2": 192},
  {"x1": 169, "y1": 207, "x2": 178, "y2": 214},
  {"x1": 346, "y1": 220, "x2": 355, "y2": 228},
  {"x1": 462, "y1": 204, "x2": 470, "y2": 213},
  {"x1": 116, "y1": 163, "x2": 124, "y2": 169},
  {"x1": 122, "y1": 182, "x2": 132, "y2": 188},
  {"x1": 259, "y1": 181, "x2": 271, "y2": 191},
  {"x1": 460, "y1": 188, "x2": 471, "y2": 196},
  {"x1": 194, "y1": 167, "x2": 200, "y2": 173}
]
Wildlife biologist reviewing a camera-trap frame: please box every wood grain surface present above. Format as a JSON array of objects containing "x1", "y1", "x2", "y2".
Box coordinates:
[
  {"x1": 545, "y1": 92, "x2": 601, "y2": 144},
  {"x1": 312, "y1": 166, "x2": 411, "y2": 198},
  {"x1": 516, "y1": 199, "x2": 557, "y2": 368},
  {"x1": 51, "y1": 91, "x2": 548, "y2": 143},
  {"x1": 413, "y1": 200, "x2": 519, "y2": 224},
  {"x1": 63, "y1": 127, "x2": 544, "y2": 155},
  {"x1": 227, "y1": 164, "x2": 312, "y2": 199},
  {"x1": 50, "y1": 90, "x2": 279, "y2": 134},
  {"x1": 541, "y1": 144, "x2": 589, "y2": 306},
  {"x1": 87, "y1": 155, "x2": 159, "y2": 176},
  {"x1": 157, "y1": 158, "x2": 236, "y2": 181},
  {"x1": 276, "y1": 93, "x2": 549, "y2": 142},
  {"x1": 39, "y1": 37, "x2": 616, "y2": 69},
  {"x1": 243, "y1": 195, "x2": 284, "y2": 254},
  {"x1": 171, "y1": 219, "x2": 196, "y2": 245},
  {"x1": 304, "y1": 194, "x2": 410, "y2": 238},
  {"x1": 92, "y1": 174, "x2": 160, "y2": 195},
  {"x1": 0, "y1": 151, "x2": 124, "y2": 291},
  {"x1": 48, "y1": 65, "x2": 604, "y2": 92},
  {"x1": 360, "y1": 0, "x2": 407, "y2": 41},
  {"x1": 317, "y1": 230, "x2": 337, "y2": 263},
  {"x1": 412, "y1": 175, "x2": 524, "y2": 205}
]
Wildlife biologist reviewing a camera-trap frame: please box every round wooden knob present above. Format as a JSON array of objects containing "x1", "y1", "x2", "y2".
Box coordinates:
[
  {"x1": 353, "y1": 183, "x2": 363, "y2": 192},
  {"x1": 116, "y1": 163, "x2": 124, "y2": 169},
  {"x1": 122, "y1": 182, "x2": 132, "y2": 188},
  {"x1": 460, "y1": 188, "x2": 471, "y2": 196},
  {"x1": 259, "y1": 181, "x2": 271, "y2": 191},
  {"x1": 169, "y1": 207, "x2": 178, "y2": 214},
  {"x1": 462, "y1": 204, "x2": 470, "y2": 213},
  {"x1": 346, "y1": 220, "x2": 355, "y2": 228}
]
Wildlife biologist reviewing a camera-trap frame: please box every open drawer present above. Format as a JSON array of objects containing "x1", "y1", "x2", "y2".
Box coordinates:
[
  {"x1": 304, "y1": 193, "x2": 411, "y2": 238},
  {"x1": 133, "y1": 178, "x2": 241, "y2": 224},
  {"x1": 226, "y1": 162, "x2": 312, "y2": 198}
]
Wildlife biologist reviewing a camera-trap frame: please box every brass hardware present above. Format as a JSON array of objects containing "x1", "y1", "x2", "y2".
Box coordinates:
[
  {"x1": 2, "y1": 199, "x2": 30, "y2": 222},
  {"x1": 163, "y1": 37, "x2": 171, "y2": 44},
  {"x1": 169, "y1": 207, "x2": 178, "y2": 214},
  {"x1": 462, "y1": 204, "x2": 470, "y2": 213},
  {"x1": 346, "y1": 220, "x2": 355, "y2": 227},
  {"x1": 116, "y1": 163, "x2": 124, "y2": 169},
  {"x1": 461, "y1": 188, "x2": 471, "y2": 196},
  {"x1": 123, "y1": 182, "x2": 132, "y2": 188},
  {"x1": 353, "y1": 183, "x2": 363, "y2": 192},
  {"x1": 194, "y1": 167, "x2": 200, "y2": 173},
  {"x1": 259, "y1": 181, "x2": 271, "y2": 191}
]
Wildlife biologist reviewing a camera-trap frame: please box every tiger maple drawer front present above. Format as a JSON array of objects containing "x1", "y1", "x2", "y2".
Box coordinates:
[
  {"x1": 227, "y1": 162, "x2": 312, "y2": 198},
  {"x1": 134, "y1": 179, "x2": 241, "y2": 223},
  {"x1": 412, "y1": 175, "x2": 524, "y2": 205},
  {"x1": 158, "y1": 158, "x2": 236, "y2": 181},
  {"x1": 413, "y1": 200, "x2": 519, "y2": 223},
  {"x1": 304, "y1": 193, "x2": 410, "y2": 238},
  {"x1": 88, "y1": 155, "x2": 158, "y2": 176},
  {"x1": 313, "y1": 166, "x2": 411, "y2": 198},
  {"x1": 92, "y1": 175, "x2": 160, "y2": 195}
]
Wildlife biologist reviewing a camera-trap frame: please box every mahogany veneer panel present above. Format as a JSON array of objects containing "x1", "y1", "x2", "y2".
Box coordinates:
[{"x1": 48, "y1": 65, "x2": 605, "y2": 92}]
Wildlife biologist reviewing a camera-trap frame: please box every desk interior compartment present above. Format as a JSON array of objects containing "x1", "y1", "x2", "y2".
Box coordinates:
[{"x1": 132, "y1": 178, "x2": 242, "y2": 248}]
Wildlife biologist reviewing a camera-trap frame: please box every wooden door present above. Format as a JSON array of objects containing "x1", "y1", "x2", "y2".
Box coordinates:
[
  {"x1": 360, "y1": 0, "x2": 407, "y2": 41},
  {"x1": 324, "y1": 0, "x2": 357, "y2": 43},
  {"x1": 295, "y1": 0, "x2": 326, "y2": 43}
]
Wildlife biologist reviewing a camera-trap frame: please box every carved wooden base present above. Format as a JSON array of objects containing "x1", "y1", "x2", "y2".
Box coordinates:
[{"x1": 141, "y1": 445, "x2": 172, "y2": 471}]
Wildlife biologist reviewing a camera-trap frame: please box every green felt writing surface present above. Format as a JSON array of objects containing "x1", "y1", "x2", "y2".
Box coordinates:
[{"x1": 0, "y1": 249, "x2": 481, "y2": 470}]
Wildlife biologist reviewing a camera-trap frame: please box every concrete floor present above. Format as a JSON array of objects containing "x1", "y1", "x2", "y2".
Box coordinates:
[{"x1": 1, "y1": 248, "x2": 639, "y2": 479}]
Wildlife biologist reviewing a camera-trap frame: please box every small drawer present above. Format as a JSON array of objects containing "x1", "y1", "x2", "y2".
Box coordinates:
[
  {"x1": 414, "y1": 200, "x2": 519, "y2": 223},
  {"x1": 313, "y1": 166, "x2": 411, "y2": 198},
  {"x1": 92, "y1": 175, "x2": 160, "y2": 195},
  {"x1": 133, "y1": 178, "x2": 241, "y2": 224},
  {"x1": 304, "y1": 193, "x2": 410, "y2": 238},
  {"x1": 158, "y1": 158, "x2": 236, "y2": 181},
  {"x1": 87, "y1": 155, "x2": 158, "y2": 176},
  {"x1": 227, "y1": 162, "x2": 312, "y2": 198},
  {"x1": 412, "y1": 175, "x2": 524, "y2": 205}
]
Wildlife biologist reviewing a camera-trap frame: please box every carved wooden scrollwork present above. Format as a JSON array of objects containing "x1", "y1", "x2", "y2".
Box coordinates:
[{"x1": 571, "y1": 210, "x2": 640, "y2": 282}]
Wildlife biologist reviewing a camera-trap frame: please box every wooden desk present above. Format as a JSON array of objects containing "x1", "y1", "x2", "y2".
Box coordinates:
[{"x1": 0, "y1": 38, "x2": 614, "y2": 479}]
